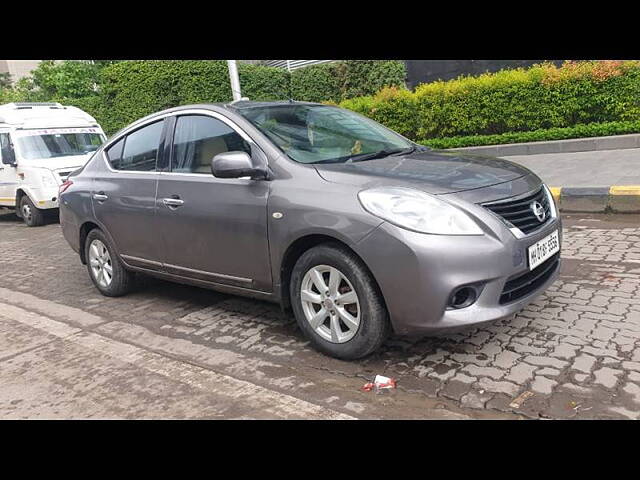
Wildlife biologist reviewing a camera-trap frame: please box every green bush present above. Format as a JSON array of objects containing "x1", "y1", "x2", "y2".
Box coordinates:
[
  {"x1": 291, "y1": 60, "x2": 406, "y2": 103},
  {"x1": 97, "y1": 60, "x2": 291, "y2": 134},
  {"x1": 341, "y1": 61, "x2": 640, "y2": 142},
  {"x1": 1, "y1": 60, "x2": 407, "y2": 135},
  {"x1": 420, "y1": 120, "x2": 640, "y2": 149}
]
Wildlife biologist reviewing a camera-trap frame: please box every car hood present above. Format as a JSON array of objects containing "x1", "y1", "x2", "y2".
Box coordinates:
[
  {"x1": 18, "y1": 154, "x2": 94, "y2": 172},
  {"x1": 313, "y1": 149, "x2": 532, "y2": 195}
]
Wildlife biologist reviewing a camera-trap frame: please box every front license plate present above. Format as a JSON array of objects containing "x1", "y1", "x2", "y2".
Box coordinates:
[{"x1": 528, "y1": 229, "x2": 560, "y2": 271}]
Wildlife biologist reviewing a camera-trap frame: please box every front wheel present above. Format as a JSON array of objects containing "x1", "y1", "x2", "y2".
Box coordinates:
[
  {"x1": 20, "y1": 195, "x2": 45, "y2": 227},
  {"x1": 290, "y1": 244, "x2": 390, "y2": 360}
]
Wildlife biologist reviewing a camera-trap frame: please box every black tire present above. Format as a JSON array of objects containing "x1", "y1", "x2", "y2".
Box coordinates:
[
  {"x1": 84, "y1": 228, "x2": 134, "y2": 297},
  {"x1": 290, "y1": 243, "x2": 390, "y2": 360},
  {"x1": 20, "y1": 195, "x2": 45, "y2": 227}
]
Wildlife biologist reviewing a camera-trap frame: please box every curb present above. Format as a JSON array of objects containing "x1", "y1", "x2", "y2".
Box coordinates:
[
  {"x1": 551, "y1": 186, "x2": 640, "y2": 213},
  {"x1": 451, "y1": 133, "x2": 640, "y2": 157}
]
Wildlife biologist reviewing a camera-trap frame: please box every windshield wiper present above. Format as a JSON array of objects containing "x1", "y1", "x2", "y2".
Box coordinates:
[{"x1": 346, "y1": 147, "x2": 415, "y2": 163}]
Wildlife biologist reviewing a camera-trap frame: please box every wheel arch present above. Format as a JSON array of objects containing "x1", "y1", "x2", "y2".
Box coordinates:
[
  {"x1": 14, "y1": 188, "x2": 28, "y2": 218},
  {"x1": 78, "y1": 221, "x2": 102, "y2": 265},
  {"x1": 279, "y1": 234, "x2": 388, "y2": 314}
]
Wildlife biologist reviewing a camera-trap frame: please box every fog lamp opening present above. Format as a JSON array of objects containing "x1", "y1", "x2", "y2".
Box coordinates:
[{"x1": 447, "y1": 286, "x2": 478, "y2": 309}]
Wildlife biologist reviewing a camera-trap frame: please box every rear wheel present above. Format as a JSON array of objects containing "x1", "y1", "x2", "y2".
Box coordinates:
[
  {"x1": 85, "y1": 229, "x2": 134, "y2": 297},
  {"x1": 20, "y1": 195, "x2": 45, "y2": 227},
  {"x1": 290, "y1": 244, "x2": 390, "y2": 360}
]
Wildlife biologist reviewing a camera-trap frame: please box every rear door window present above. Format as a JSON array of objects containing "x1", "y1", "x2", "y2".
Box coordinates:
[{"x1": 107, "y1": 120, "x2": 164, "y2": 171}]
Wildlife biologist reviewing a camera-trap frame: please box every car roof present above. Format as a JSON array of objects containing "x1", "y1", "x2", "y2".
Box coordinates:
[{"x1": 224, "y1": 100, "x2": 323, "y2": 110}]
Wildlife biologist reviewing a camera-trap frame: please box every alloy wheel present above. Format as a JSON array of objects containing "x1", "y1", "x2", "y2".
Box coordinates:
[
  {"x1": 300, "y1": 265, "x2": 360, "y2": 343},
  {"x1": 89, "y1": 239, "x2": 113, "y2": 288}
]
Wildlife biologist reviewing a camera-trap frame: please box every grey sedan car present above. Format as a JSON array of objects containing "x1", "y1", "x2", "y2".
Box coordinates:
[{"x1": 59, "y1": 101, "x2": 561, "y2": 359}]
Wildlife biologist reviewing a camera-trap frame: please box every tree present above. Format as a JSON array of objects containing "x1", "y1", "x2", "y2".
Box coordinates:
[{"x1": 30, "y1": 60, "x2": 101, "y2": 99}]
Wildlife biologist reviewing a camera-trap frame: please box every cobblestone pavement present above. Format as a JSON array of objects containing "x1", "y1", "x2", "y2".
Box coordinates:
[{"x1": 1, "y1": 210, "x2": 639, "y2": 419}]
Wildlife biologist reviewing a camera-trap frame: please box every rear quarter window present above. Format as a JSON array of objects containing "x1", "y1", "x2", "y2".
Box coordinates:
[{"x1": 105, "y1": 120, "x2": 164, "y2": 171}]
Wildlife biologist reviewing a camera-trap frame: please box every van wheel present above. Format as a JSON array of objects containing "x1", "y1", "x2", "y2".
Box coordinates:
[
  {"x1": 290, "y1": 244, "x2": 390, "y2": 360},
  {"x1": 20, "y1": 196, "x2": 45, "y2": 227},
  {"x1": 85, "y1": 229, "x2": 134, "y2": 297}
]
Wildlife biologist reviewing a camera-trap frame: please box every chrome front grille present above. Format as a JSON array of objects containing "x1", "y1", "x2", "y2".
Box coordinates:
[{"x1": 482, "y1": 187, "x2": 551, "y2": 235}]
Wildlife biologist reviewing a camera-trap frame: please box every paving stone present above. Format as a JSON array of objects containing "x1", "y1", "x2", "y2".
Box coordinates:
[
  {"x1": 572, "y1": 354, "x2": 597, "y2": 374},
  {"x1": 2, "y1": 213, "x2": 640, "y2": 420},
  {"x1": 493, "y1": 350, "x2": 521, "y2": 369},
  {"x1": 505, "y1": 362, "x2": 538, "y2": 384},
  {"x1": 477, "y1": 377, "x2": 520, "y2": 396},
  {"x1": 460, "y1": 390, "x2": 493, "y2": 409},
  {"x1": 531, "y1": 376, "x2": 558, "y2": 395},
  {"x1": 523, "y1": 356, "x2": 568, "y2": 369},
  {"x1": 550, "y1": 344, "x2": 579, "y2": 360},
  {"x1": 622, "y1": 382, "x2": 640, "y2": 404},
  {"x1": 461, "y1": 365, "x2": 504, "y2": 380},
  {"x1": 593, "y1": 367, "x2": 623, "y2": 389}
]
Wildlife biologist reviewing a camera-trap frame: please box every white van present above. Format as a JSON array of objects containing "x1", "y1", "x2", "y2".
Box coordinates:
[{"x1": 0, "y1": 102, "x2": 107, "y2": 226}]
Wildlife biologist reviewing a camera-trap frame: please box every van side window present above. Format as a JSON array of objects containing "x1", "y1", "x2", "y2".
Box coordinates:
[
  {"x1": 107, "y1": 120, "x2": 164, "y2": 172},
  {"x1": 172, "y1": 115, "x2": 251, "y2": 174},
  {"x1": 0, "y1": 133, "x2": 12, "y2": 163}
]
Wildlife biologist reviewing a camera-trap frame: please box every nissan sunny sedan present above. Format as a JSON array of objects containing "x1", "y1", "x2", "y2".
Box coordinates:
[{"x1": 59, "y1": 101, "x2": 561, "y2": 359}]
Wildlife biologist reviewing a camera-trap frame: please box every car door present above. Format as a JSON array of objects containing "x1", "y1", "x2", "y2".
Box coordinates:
[
  {"x1": 155, "y1": 112, "x2": 272, "y2": 292},
  {"x1": 0, "y1": 131, "x2": 18, "y2": 207},
  {"x1": 92, "y1": 119, "x2": 166, "y2": 269}
]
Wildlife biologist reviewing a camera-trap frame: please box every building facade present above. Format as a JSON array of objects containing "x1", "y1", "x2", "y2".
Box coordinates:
[{"x1": 0, "y1": 60, "x2": 42, "y2": 85}]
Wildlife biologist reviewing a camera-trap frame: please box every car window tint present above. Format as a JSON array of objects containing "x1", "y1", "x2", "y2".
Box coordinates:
[
  {"x1": 172, "y1": 115, "x2": 250, "y2": 174},
  {"x1": 105, "y1": 137, "x2": 124, "y2": 168},
  {"x1": 117, "y1": 120, "x2": 164, "y2": 171}
]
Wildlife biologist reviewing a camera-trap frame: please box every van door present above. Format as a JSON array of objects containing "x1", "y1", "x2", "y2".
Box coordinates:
[
  {"x1": 155, "y1": 113, "x2": 272, "y2": 292},
  {"x1": 0, "y1": 131, "x2": 18, "y2": 207}
]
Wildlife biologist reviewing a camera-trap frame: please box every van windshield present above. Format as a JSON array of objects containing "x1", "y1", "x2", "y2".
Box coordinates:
[
  {"x1": 16, "y1": 131, "x2": 105, "y2": 160},
  {"x1": 236, "y1": 104, "x2": 413, "y2": 164}
]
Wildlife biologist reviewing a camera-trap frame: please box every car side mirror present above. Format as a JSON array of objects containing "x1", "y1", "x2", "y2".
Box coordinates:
[{"x1": 211, "y1": 151, "x2": 268, "y2": 180}]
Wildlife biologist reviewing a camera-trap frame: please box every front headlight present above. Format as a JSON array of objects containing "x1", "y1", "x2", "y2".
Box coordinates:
[{"x1": 358, "y1": 187, "x2": 483, "y2": 235}]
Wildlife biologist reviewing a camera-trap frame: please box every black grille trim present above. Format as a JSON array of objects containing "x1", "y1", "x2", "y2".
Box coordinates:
[
  {"x1": 499, "y1": 253, "x2": 560, "y2": 304},
  {"x1": 482, "y1": 187, "x2": 551, "y2": 235}
]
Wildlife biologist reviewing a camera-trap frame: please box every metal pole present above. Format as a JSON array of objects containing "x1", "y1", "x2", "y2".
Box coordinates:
[{"x1": 227, "y1": 60, "x2": 241, "y2": 101}]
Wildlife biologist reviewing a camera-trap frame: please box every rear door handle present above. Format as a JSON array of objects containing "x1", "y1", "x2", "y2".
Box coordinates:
[
  {"x1": 93, "y1": 193, "x2": 108, "y2": 201},
  {"x1": 162, "y1": 197, "x2": 184, "y2": 207}
]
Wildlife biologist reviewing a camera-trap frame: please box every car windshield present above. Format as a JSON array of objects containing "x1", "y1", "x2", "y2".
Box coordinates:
[
  {"x1": 16, "y1": 131, "x2": 105, "y2": 160},
  {"x1": 237, "y1": 104, "x2": 413, "y2": 164}
]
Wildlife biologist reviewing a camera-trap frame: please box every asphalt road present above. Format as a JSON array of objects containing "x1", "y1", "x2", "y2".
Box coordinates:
[{"x1": 0, "y1": 210, "x2": 639, "y2": 419}]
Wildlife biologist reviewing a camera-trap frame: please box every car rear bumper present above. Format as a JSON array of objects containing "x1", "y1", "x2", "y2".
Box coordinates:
[{"x1": 354, "y1": 216, "x2": 562, "y2": 335}]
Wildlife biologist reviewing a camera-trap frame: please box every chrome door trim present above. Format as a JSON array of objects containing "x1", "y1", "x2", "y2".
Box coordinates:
[
  {"x1": 120, "y1": 254, "x2": 163, "y2": 270},
  {"x1": 163, "y1": 262, "x2": 253, "y2": 288}
]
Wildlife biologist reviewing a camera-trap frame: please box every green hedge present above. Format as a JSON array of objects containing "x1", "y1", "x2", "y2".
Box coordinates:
[
  {"x1": 38, "y1": 60, "x2": 406, "y2": 135},
  {"x1": 341, "y1": 61, "x2": 640, "y2": 142},
  {"x1": 290, "y1": 60, "x2": 406, "y2": 103},
  {"x1": 420, "y1": 120, "x2": 640, "y2": 149},
  {"x1": 94, "y1": 60, "x2": 291, "y2": 134}
]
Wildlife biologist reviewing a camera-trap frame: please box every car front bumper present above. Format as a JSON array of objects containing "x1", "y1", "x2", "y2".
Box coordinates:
[{"x1": 354, "y1": 216, "x2": 562, "y2": 335}]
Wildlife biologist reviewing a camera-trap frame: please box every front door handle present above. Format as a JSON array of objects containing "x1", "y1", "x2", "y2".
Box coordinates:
[
  {"x1": 162, "y1": 197, "x2": 184, "y2": 207},
  {"x1": 93, "y1": 192, "x2": 108, "y2": 202}
]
